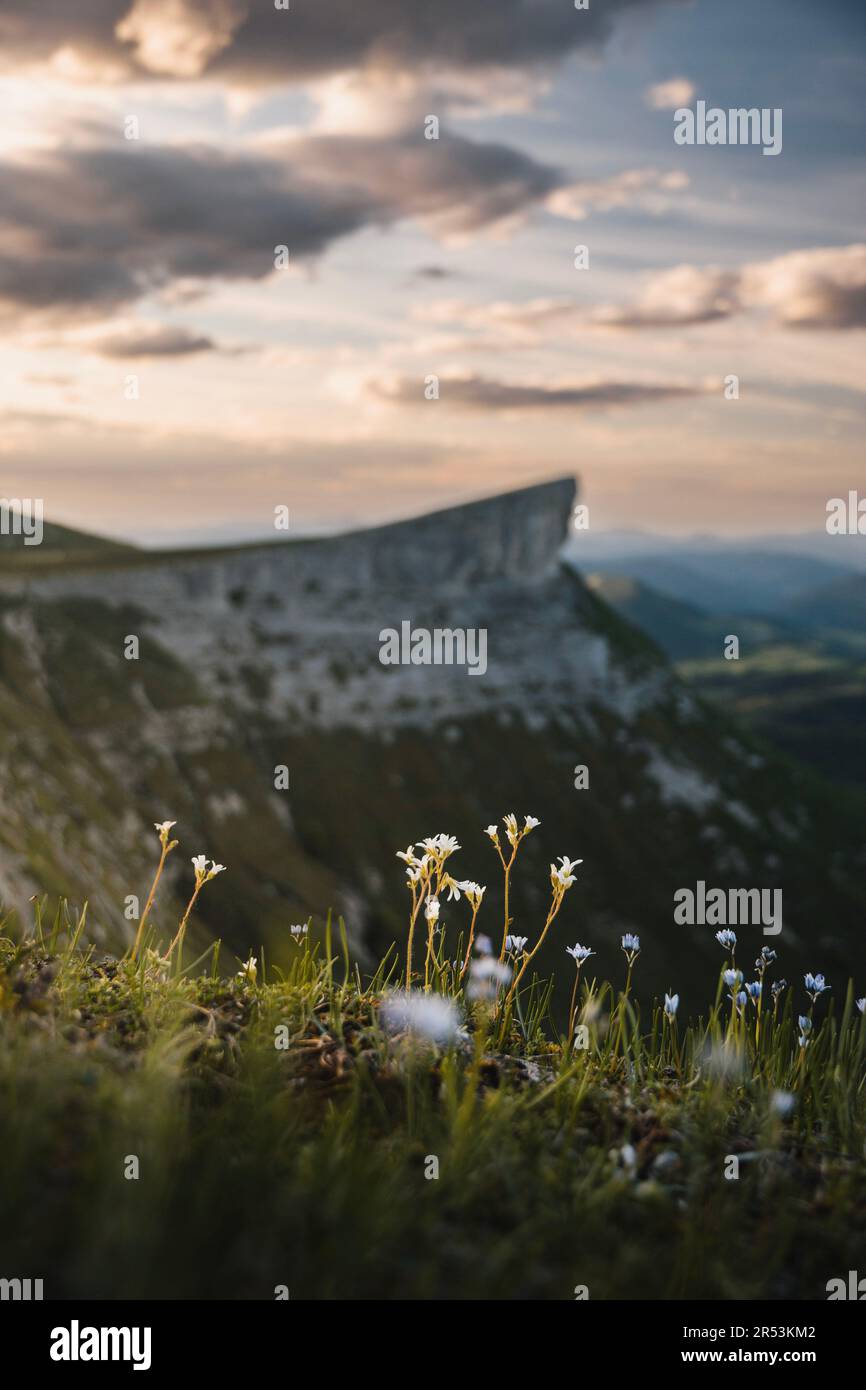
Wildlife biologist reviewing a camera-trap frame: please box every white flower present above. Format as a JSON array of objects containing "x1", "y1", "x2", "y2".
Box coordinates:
[
  {"x1": 503, "y1": 813, "x2": 519, "y2": 845},
  {"x1": 192, "y1": 855, "x2": 225, "y2": 884},
  {"x1": 484, "y1": 824, "x2": 499, "y2": 841},
  {"x1": 396, "y1": 844, "x2": 420, "y2": 867},
  {"x1": 424, "y1": 896, "x2": 440, "y2": 925},
  {"x1": 381, "y1": 990, "x2": 461, "y2": 1045},
  {"x1": 289, "y1": 923, "x2": 308, "y2": 941},
  {"x1": 551, "y1": 855, "x2": 583, "y2": 891},
  {"x1": 417, "y1": 834, "x2": 460, "y2": 860},
  {"x1": 467, "y1": 955, "x2": 511, "y2": 1001},
  {"x1": 770, "y1": 1090, "x2": 796, "y2": 1117},
  {"x1": 524, "y1": 815, "x2": 540, "y2": 831},
  {"x1": 505, "y1": 935, "x2": 528, "y2": 954},
  {"x1": 154, "y1": 820, "x2": 176, "y2": 841},
  {"x1": 458, "y1": 881, "x2": 486, "y2": 909},
  {"x1": 236, "y1": 955, "x2": 257, "y2": 984},
  {"x1": 475, "y1": 934, "x2": 494, "y2": 956},
  {"x1": 664, "y1": 992, "x2": 679, "y2": 1019},
  {"x1": 856, "y1": 998, "x2": 865, "y2": 1015},
  {"x1": 566, "y1": 943, "x2": 594, "y2": 964},
  {"x1": 442, "y1": 876, "x2": 462, "y2": 902}
]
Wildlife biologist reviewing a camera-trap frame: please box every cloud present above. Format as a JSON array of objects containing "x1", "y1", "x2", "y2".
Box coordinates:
[
  {"x1": 115, "y1": 0, "x2": 248, "y2": 78},
  {"x1": 83, "y1": 323, "x2": 217, "y2": 357},
  {"x1": 371, "y1": 372, "x2": 712, "y2": 412},
  {"x1": 742, "y1": 245, "x2": 866, "y2": 329},
  {"x1": 593, "y1": 264, "x2": 741, "y2": 328},
  {"x1": 596, "y1": 246, "x2": 866, "y2": 330},
  {"x1": 546, "y1": 167, "x2": 688, "y2": 220},
  {"x1": 0, "y1": 127, "x2": 559, "y2": 325},
  {"x1": 645, "y1": 77, "x2": 695, "y2": 110},
  {"x1": 0, "y1": 0, "x2": 682, "y2": 85},
  {"x1": 436, "y1": 247, "x2": 866, "y2": 341}
]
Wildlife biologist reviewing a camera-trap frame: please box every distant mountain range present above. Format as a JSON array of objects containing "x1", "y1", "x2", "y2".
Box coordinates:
[
  {"x1": 1, "y1": 481, "x2": 864, "y2": 1008},
  {"x1": 568, "y1": 537, "x2": 859, "y2": 617},
  {"x1": 580, "y1": 557, "x2": 866, "y2": 792}
]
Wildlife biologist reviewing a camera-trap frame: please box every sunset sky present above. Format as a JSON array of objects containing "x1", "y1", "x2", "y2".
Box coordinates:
[{"x1": 1, "y1": 0, "x2": 864, "y2": 545}]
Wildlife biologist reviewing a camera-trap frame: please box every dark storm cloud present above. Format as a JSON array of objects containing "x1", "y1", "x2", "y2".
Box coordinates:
[
  {"x1": 372, "y1": 373, "x2": 711, "y2": 410},
  {"x1": 0, "y1": 129, "x2": 558, "y2": 321},
  {"x1": 0, "y1": 0, "x2": 681, "y2": 83}
]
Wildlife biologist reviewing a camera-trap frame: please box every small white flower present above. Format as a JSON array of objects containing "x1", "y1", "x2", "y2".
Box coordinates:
[
  {"x1": 458, "y1": 881, "x2": 486, "y2": 909},
  {"x1": 289, "y1": 923, "x2": 308, "y2": 941},
  {"x1": 236, "y1": 955, "x2": 257, "y2": 984},
  {"x1": 154, "y1": 820, "x2": 176, "y2": 840},
  {"x1": 192, "y1": 855, "x2": 225, "y2": 884},
  {"x1": 664, "y1": 992, "x2": 679, "y2": 1019},
  {"x1": 503, "y1": 813, "x2": 519, "y2": 845},
  {"x1": 524, "y1": 815, "x2": 540, "y2": 831},
  {"x1": 396, "y1": 844, "x2": 420, "y2": 867},
  {"x1": 417, "y1": 834, "x2": 460, "y2": 860},
  {"x1": 442, "y1": 876, "x2": 462, "y2": 902},
  {"x1": 484, "y1": 824, "x2": 499, "y2": 841},
  {"x1": 381, "y1": 990, "x2": 461, "y2": 1045},
  {"x1": 505, "y1": 935, "x2": 528, "y2": 954},
  {"x1": 856, "y1": 998, "x2": 865, "y2": 1015},
  {"x1": 551, "y1": 855, "x2": 583, "y2": 891},
  {"x1": 467, "y1": 955, "x2": 511, "y2": 1001},
  {"x1": 770, "y1": 1089, "x2": 796, "y2": 1117},
  {"x1": 475, "y1": 934, "x2": 494, "y2": 956},
  {"x1": 566, "y1": 943, "x2": 594, "y2": 964},
  {"x1": 424, "y1": 896, "x2": 440, "y2": 925}
]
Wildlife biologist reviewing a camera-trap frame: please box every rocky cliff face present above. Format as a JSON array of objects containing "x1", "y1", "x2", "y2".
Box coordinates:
[{"x1": 0, "y1": 478, "x2": 863, "y2": 1002}]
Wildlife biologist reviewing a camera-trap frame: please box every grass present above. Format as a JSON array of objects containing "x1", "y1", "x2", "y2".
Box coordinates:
[{"x1": 1, "y1": 818, "x2": 865, "y2": 1301}]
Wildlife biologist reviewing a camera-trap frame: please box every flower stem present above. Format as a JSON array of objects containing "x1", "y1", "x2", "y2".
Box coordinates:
[{"x1": 130, "y1": 841, "x2": 170, "y2": 961}]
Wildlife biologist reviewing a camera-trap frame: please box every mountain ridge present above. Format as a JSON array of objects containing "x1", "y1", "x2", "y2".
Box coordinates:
[{"x1": 1, "y1": 478, "x2": 863, "y2": 1005}]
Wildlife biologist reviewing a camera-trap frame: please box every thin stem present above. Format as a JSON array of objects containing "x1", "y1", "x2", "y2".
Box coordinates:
[
  {"x1": 567, "y1": 965, "x2": 582, "y2": 1049},
  {"x1": 405, "y1": 880, "x2": 425, "y2": 988},
  {"x1": 503, "y1": 890, "x2": 563, "y2": 1007},
  {"x1": 130, "y1": 841, "x2": 170, "y2": 961},
  {"x1": 497, "y1": 842, "x2": 517, "y2": 963},
  {"x1": 459, "y1": 904, "x2": 481, "y2": 981},
  {"x1": 164, "y1": 883, "x2": 201, "y2": 965}
]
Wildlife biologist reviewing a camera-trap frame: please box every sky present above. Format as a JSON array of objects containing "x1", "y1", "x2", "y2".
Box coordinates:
[{"x1": 0, "y1": 0, "x2": 864, "y2": 546}]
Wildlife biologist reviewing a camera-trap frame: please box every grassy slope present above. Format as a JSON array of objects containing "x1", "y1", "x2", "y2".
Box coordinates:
[{"x1": 0, "y1": 909, "x2": 864, "y2": 1301}]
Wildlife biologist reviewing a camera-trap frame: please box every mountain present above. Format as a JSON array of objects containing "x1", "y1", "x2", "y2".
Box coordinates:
[
  {"x1": 586, "y1": 569, "x2": 866, "y2": 789},
  {"x1": 785, "y1": 572, "x2": 866, "y2": 637},
  {"x1": 0, "y1": 517, "x2": 135, "y2": 569},
  {"x1": 584, "y1": 573, "x2": 798, "y2": 661},
  {"x1": 1, "y1": 478, "x2": 864, "y2": 1007},
  {"x1": 569, "y1": 543, "x2": 852, "y2": 616}
]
